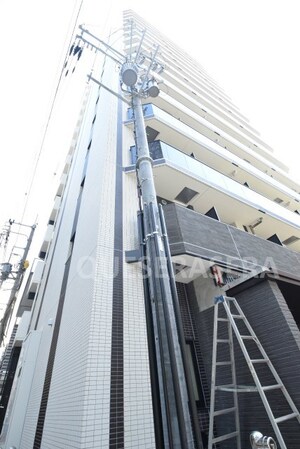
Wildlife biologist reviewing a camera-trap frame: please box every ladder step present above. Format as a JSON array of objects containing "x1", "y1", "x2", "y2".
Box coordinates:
[
  {"x1": 215, "y1": 384, "x2": 234, "y2": 391},
  {"x1": 275, "y1": 412, "x2": 299, "y2": 423},
  {"x1": 212, "y1": 431, "x2": 239, "y2": 444},
  {"x1": 210, "y1": 295, "x2": 300, "y2": 447},
  {"x1": 262, "y1": 384, "x2": 282, "y2": 391},
  {"x1": 250, "y1": 359, "x2": 268, "y2": 363},
  {"x1": 213, "y1": 407, "x2": 236, "y2": 417}
]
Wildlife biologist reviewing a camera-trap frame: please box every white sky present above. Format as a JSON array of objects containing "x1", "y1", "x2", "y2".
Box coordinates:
[{"x1": 0, "y1": 0, "x2": 299, "y2": 246}]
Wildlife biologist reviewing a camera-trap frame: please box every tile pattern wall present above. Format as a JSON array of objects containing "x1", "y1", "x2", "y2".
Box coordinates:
[
  {"x1": 164, "y1": 203, "x2": 300, "y2": 277},
  {"x1": 109, "y1": 98, "x2": 124, "y2": 449},
  {"x1": 123, "y1": 153, "x2": 156, "y2": 446},
  {"x1": 38, "y1": 61, "x2": 119, "y2": 448}
]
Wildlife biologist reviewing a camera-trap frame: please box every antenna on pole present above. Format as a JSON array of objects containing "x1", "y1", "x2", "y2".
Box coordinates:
[
  {"x1": 128, "y1": 19, "x2": 134, "y2": 61},
  {"x1": 134, "y1": 29, "x2": 146, "y2": 64}
]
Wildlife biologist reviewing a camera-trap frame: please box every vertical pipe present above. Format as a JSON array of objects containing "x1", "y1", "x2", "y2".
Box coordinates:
[
  {"x1": 148, "y1": 203, "x2": 188, "y2": 449},
  {"x1": 133, "y1": 92, "x2": 195, "y2": 448},
  {"x1": 137, "y1": 210, "x2": 168, "y2": 449},
  {"x1": 159, "y1": 204, "x2": 204, "y2": 449}
]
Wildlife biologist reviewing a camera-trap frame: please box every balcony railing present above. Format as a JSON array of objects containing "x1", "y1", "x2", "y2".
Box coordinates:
[
  {"x1": 130, "y1": 140, "x2": 163, "y2": 164},
  {"x1": 128, "y1": 140, "x2": 300, "y2": 230},
  {"x1": 125, "y1": 103, "x2": 299, "y2": 202}
]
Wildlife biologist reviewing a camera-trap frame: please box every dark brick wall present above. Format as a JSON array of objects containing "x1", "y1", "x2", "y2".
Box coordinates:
[
  {"x1": 195, "y1": 279, "x2": 300, "y2": 449},
  {"x1": 163, "y1": 203, "x2": 300, "y2": 447},
  {"x1": 163, "y1": 203, "x2": 300, "y2": 276},
  {"x1": 177, "y1": 282, "x2": 211, "y2": 442},
  {"x1": 176, "y1": 282, "x2": 194, "y2": 341},
  {"x1": 231, "y1": 227, "x2": 300, "y2": 276}
]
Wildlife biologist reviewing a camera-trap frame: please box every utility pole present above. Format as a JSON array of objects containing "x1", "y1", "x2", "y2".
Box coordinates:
[
  {"x1": 132, "y1": 92, "x2": 196, "y2": 449},
  {"x1": 0, "y1": 223, "x2": 36, "y2": 345},
  {"x1": 124, "y1": 73, "x2": 202, "y2": 449},
  {"x1": 75, "y1": 22, "x2": 203, "y2": 449}
]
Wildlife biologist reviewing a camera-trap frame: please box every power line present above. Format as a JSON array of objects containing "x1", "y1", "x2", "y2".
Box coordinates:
[{"x1": 19, "y1": 0, "x2": 85, "y2": 225}]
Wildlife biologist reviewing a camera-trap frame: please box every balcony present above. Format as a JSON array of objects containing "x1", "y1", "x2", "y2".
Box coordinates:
[
  {"x1": 56, "y1": 173, "x2": 67, "y2": 197},
  {"x1": 39, "y1": 224, "x2": 54, "y2": 260},
  {"x1": 30, "y1": 259, "x2": 44, "y2": 286},
  {"x1": 163, "y1": 203, "x2": 300, "y2": 282},
  {"x1": 126, "y1": 140, "x2": 300, "y2": 251},
  {"x1": 49, "y1": 195, "x2": 61, "y2": 223},
  {"x1": 124, "y1": 104, "x2": 299, "y2": 200},
  {"x1": 17, "y1": 260, "x2": 44, "y2": 317},
  {"x1": 14, "y1": 312, "x2": 31, "y2": 346},
  {"x1": 63, "y1": 154, "x2": 72, "y2": 174}
]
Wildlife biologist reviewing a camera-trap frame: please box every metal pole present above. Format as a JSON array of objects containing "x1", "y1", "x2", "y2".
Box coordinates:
[
  {"x1": 133, "y1": 94, "x2": 158, "y2": 205},
  {"x1": 159, "y1": 204, "x2": 204, "y2": 449},
  {"x1": 79, "y1": 23, "x2": 202, "y2": 447},
  {"x1": 133, "y1": 92, "x2": 197, "y2": 448},
  {"x1": 137, "y1": 211, "x2": 165, "y2": 448},
  {"x1": 0, "y1": 224, "x2": 36, "y2": 345}
]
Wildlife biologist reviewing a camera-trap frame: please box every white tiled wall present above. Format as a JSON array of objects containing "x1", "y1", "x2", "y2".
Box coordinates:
[
  {"x1": 123, "y1": 162, "x2": 156, "y2": 447},
  {"x1": 41, "y1": 60, "x2": 118, "y2": 448},
  {"x1": 8, "y1": 48, "x2": 156, "y2": 448}
]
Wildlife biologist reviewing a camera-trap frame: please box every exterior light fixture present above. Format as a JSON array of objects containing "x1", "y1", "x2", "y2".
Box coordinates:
[
  {"x1": 147, "y1": 78, "x2": 160, "y2": 97},
  {"x1": 249, "y1": 217, "x2": 263, "y2": 230},
  {"x1": 121, "y1": 62, "x2": 139, "y2": 86},
  {"x1": 250, "y1": 431, "x2": 277, "y2": 449}
]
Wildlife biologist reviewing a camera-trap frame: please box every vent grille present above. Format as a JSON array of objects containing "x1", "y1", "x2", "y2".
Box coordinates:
[
  {"x1": 282, "y1": 236, "x2": 300, "y2": 246},
  {"x1": 274, "y1": 197, "x2": 284, "y2": 204},
  {"x1": 175, "y1": 187, "x2": 198, "y2": 204}
]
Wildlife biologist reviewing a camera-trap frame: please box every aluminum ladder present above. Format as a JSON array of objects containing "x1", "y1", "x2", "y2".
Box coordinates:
[{"x1": 208, "y1": 295, "x2": 300, "y2": 449}]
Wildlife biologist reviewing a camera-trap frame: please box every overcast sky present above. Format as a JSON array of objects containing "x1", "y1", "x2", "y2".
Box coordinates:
[{"x1": 0, "y1": 0, "x2": 299, "y2": 235}]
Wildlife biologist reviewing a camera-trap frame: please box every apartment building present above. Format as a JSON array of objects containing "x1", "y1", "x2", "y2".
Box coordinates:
[{"x1": 0, "y1": 9, "x2": 300, "y2": 449}]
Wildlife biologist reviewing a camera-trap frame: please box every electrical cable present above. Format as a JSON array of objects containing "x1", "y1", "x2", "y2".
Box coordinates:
[
  {"x1": 19, "y1": 0, "x2": 85, "y2": 226},
  {"x1": 0, "y1": 0, "x2": 85, "y2": 348}
]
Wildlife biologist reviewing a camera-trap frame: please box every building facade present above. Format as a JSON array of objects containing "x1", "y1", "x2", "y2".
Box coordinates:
[{"x1": 1, "y1": 9, "x2": 300, "y2": 449}]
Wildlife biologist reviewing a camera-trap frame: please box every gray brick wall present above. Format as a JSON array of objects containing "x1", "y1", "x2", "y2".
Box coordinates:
[
  {"x1": 163, "y1": 203, "x2": 300, "y2": 276},
  {"x1": 163, "y1": 203, "x2": 300, "y2": 447}
]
